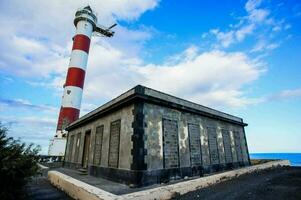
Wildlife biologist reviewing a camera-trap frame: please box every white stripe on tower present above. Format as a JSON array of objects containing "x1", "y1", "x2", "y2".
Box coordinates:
[
  {"x1": 56, "y1": 8, "x2": 95, "y2": 133},
  {"x1": 76, "y1": 20, "x2": 93, "y2": 37},
  {"x1": 61, "y1": 86, "x2": 83, "y2": 109},
  {"x1": 69, "y1": 50, "x2": 88, "y2": 71}
]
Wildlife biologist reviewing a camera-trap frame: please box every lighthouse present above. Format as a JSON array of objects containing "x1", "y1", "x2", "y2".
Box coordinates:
[{"x1": 48, "y1": 6, "x2": 116, "y2": 156}]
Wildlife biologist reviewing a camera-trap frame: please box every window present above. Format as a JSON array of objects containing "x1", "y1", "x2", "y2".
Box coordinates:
[
  {"x1": 188, "y1": 124, "x2": 202, "y2": 166},
  {"x1": 68, "y1": 134, "x2": 75, "y2": 162},
  {"x1": 234, "y1": 131, "x2": 243, "y2": 162},
  {"x1": 108, "y1": 120, "x2": 121, "y2": 168},
  {"x1": 222, "y1": 129, "x2": 233, "y2": 163},
  {"x1": 74, "y1": 133, "x2": 81, "y2": 163},
  {"x1": 162, "y1": 119, "x2": 179, "y2": 168},
  {"x1": 207, "y1": 127, "x2": 219, "y2": 165},
  {"x1": 93, "y1": 125, "x2": 104, "y2": 165}
]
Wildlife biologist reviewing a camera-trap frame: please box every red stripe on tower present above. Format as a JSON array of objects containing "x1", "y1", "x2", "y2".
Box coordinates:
[
  {"x1": 72, "y1": 34, "x2": 91, "y2": 53},
  {"x1": 65, "y1": 67, "x2": 86, "y2": 88},
  {"x1": 56, "y1": 107, "x2": 80, "y2": 131}
]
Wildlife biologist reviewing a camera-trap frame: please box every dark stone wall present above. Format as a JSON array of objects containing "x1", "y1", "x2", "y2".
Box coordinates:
[{"x1": 63, "y1": 98, "x2": 250, "y2": 187}]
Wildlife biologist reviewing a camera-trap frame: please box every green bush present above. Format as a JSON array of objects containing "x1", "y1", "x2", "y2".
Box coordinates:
[{"x1": 0, "y1": 123, "x2": 41, "y2": 200}]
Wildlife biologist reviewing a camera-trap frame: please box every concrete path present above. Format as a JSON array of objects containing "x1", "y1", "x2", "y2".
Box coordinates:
[
  {"x1": 48, "y1": 160, "x2": 291, "y2": 200},
  {"x1": 55, "y1": 167, "x2": 174, "y2": 195},
  {"x1": 25, "y1": 176, "x2": 73, "y2": 200}
]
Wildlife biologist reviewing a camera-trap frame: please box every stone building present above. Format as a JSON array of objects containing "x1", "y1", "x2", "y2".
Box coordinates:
[{"x1": 64, "y1": 85, "x2": 250, "y2": 187}]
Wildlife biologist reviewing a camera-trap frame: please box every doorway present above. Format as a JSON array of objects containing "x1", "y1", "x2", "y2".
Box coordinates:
[{"x1": 82, "y1": 130, "x2": 91, "y2": 168}]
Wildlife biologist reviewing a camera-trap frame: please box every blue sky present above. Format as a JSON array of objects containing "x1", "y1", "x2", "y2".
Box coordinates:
[{"x1": 0, "y1": 0, "x2": 300, "y2": 154}]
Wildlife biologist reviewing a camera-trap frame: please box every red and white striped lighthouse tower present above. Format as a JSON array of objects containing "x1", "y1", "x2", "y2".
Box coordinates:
[{"x1": 49, "y1": 6, "x2": 116, "y2": 156}]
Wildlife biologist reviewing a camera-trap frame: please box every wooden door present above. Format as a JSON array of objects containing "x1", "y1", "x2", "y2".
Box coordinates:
[{"x1": 82, "y1": 131, "x2": 91, "y2": 168}]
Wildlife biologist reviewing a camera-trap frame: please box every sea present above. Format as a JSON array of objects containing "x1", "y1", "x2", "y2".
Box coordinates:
[{"x1": 250, "y1": 153, "x2": 301, "y2": 167}]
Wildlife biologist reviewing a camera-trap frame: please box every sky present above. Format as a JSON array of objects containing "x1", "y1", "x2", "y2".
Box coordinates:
[{"x1": 0, "y1": 0, "x2": 300, "y2": 154}]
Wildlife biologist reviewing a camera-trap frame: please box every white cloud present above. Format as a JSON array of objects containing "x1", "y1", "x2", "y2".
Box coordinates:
[
  {"x1": 0, "y1": 98, "x2": 57, "y2": 112},
  {"x1": 272, "y1": 26, "x2": 281, "y2": 32},
  {"x1": 245, "y1": 0, "x2": 262, "y2": 12},
  {"x1": 251, "y1": 40, "x2": 279, "y2": 52},
  {"x1": 245, "y1": 0, "x2": 270, "y2": 24},
  {"x1": 208, "y1": 0, "x2": 265, "y2": 48},
  {"x1": 250, "y1": 87, "x2": 301, "y2": 103},
  {"x1": 235, "y1": 24, "x2": 255, "y2": 41},
  {"x1": 0, "y1": 0, "x2": 159, "y2": 38},
  {"x1": 0, "y1": 115, "x2": 57, "y2": 154},
  {"x1": 208, "y1": 0, "x2": 288, "y2": 50},
  {"x1": 266, "y1": 43, "x2": 279, "y2": 50},
  {"x1": 165, "y1": 45, "x2": 199, "y2": 64},
  {"x1": 3, "y1": 116, "x2": 57, "y2": 128},
  {"x1": 210, "y1": 29, "x2": 235, "y2": 48},
  {"x1": 1, "y1": 0, "x2": 298, "y2": 155},
  {"x1": 0, "y1": 0, "x2": 277, "y2": 110},
  {"x1": 248, "y1": 8, "x2": 269, "y2": 23},
  {"x1": 0, "y1": 34, "x2": 70, "y2": 77},
  {"x1": 0, "y1": 0, "x2": 159, "y2": 77},
  {"x1": 137, "y1": 49, "x2": 264, "y2": 108},
  {"x1": 0, "y1": 0, "x2": 159, "y2": 153},
  {"x1": 76, "y1": 45, "x2": 265, "y2": 108},
  {"x1": 12, "y1": 36, "x2": 264, "y2": 110},
  {"x1": 275, "y1": 88, "x2": 301, "y2": 99}
]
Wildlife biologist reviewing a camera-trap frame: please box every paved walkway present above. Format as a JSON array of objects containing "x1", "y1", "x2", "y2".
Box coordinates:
[
  {"x1": 55, "y1": 167, "x2": 248, "y2": 195},
  {"x1": 47, "y1": 161, "x2": 291, "y2": 200},
  {"x1": 56, "y1": 168, "x2": 162, "y2": 195},
  {"x1": 25, "y1": 176, "x2": 72, "y2": 200}
]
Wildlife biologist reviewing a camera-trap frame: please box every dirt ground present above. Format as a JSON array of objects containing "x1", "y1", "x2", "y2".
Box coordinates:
[{"x1": 172, "y1": 166, "x2": 301, "y2": 200}]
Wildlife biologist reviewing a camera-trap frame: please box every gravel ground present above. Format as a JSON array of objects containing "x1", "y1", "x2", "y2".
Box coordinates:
[{"x1": 172, "y1": 166, "x2": 301, "y2": 200}]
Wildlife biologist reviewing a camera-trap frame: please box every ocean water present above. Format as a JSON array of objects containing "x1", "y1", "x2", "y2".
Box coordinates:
[{"x1": 250, "y1": 153, "x2": 301, "y2": 167}]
